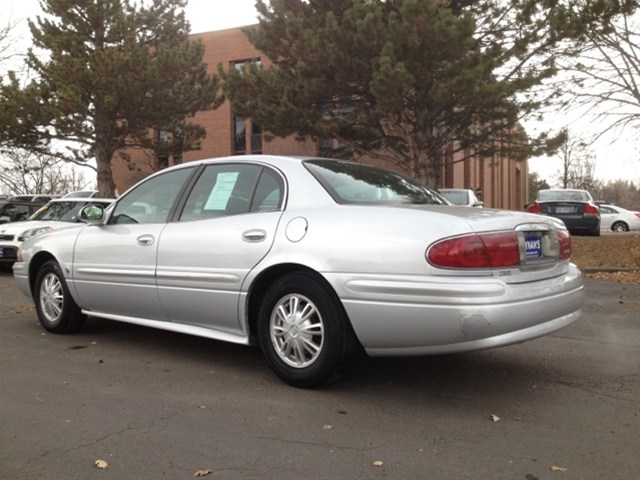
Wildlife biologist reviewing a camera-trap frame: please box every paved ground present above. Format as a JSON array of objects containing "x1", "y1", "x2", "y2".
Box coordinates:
[{"x1": 0, "y1": 271, "x2": 638, "y2": 480}]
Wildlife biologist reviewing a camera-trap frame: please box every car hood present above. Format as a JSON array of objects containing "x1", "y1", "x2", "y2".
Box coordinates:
[{"x1": 0, "y1": 220, "x2": 75, "y2": 236}]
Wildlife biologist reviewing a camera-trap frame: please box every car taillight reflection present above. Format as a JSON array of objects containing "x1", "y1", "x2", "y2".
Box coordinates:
[{"x1": 556, "y1": 229, "x2": 572, "y2": 260}]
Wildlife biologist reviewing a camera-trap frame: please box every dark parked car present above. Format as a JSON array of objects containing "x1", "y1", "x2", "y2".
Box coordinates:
[{"x1": 526, "y1": 189, "x2": 600, "y2": 236}]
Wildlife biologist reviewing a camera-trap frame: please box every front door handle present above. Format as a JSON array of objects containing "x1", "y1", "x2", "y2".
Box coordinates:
[{"x1": 136, "y1": 234, "x2": 155, "y2": 246}]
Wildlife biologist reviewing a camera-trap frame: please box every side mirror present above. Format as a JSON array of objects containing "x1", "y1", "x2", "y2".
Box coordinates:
[
  {"x1": 0, "y1": 215, "x2": 9, "y2": 224},
  {"x1": 473, "y1": 201, "x2": 484, "y2": 208},
  {"x1": 79, "y1": 204, "x2": 105, "y2": 223}
]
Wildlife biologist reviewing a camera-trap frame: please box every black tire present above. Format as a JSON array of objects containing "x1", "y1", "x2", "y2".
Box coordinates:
[
  {"x1": 257, "y1": 272, "x2": 355, "y2": 388},
  {"x1": 34, "y1": 260, "x2": 86, "y2": 333},
  {"x1": 611, "y1": 221, "x2": 629, "y2": 232}
]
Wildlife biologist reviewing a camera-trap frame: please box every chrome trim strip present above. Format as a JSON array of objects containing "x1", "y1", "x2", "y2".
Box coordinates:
[
  {"x1": 156, "y1": 271, "x2": 240, "y2": 283},
  {"x1": 344, "y1": 279, "x2": 505, "y2": 297},
  {"x1": 75, "y1": 267, "x2": 154, "y2": 277},
  {"x1": 516, "y1": 223, "x2": 554, "y2": 232}
]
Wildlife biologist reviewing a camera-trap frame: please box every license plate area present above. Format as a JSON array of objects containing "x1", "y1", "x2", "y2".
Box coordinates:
[
  {"x1": 516, "y1": 226, "x2": 560, "y2": 269},
  {"x1": 554, "y1": 206, "x2": 576, "y2": 214},
  {"x1": 524, "y1": 233, "x2": 543, "y2": 259}
]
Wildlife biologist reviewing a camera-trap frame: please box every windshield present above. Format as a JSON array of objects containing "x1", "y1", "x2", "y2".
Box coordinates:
[
  {"x1": 31, "y1": 201, "x2": 89, "y2": 222},
  {"x1": 304, "y1": 159, "x2": 449, "y2": 205}
]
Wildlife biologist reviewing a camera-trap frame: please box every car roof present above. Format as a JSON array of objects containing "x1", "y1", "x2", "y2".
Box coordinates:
[{"x1": 47, "y1": 197, "x2": 116, "y2": 203}]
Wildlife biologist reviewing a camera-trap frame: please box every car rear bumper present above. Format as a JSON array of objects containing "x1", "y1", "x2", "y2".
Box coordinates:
[
  {"x1": 328, "y1": 264, "x2": 584, "y2": 356},
  {"x1": 555, "y1": 216, "x2": 599, "y2": 234}
]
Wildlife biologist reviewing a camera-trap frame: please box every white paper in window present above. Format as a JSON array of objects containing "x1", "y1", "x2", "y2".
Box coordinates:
[{"x1": 204, "y1": 172, "x2": 239, "y2": 210}]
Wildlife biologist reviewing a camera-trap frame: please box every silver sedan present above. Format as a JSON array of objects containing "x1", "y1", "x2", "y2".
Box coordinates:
[{"x1": 13, "y1": 156, "x2": 584, "y2": 387}]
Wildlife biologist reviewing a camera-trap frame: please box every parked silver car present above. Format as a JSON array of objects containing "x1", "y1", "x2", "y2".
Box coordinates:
[
  {"x1": 599, "y1": 204, "x2": 640, "y2": 232},
  {"x1": 0, "y1": 198, "x2": 115, "y2": 270},
  {"x1": 13, "y1": 156, "x2": 584, "y2": 387}
]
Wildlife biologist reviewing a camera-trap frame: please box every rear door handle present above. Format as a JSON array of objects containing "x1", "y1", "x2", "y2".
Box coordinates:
[{"x1": 242, "y1": 229, "x2": 266, "y2": 242}]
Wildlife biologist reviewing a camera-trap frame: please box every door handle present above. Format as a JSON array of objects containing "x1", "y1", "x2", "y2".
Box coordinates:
[
  {"x1": 242, "y1": 229, "x2": 266, "y2": 242},
  {"x1": 136, "y1": 234, "x2": 155, "y2": 246}
]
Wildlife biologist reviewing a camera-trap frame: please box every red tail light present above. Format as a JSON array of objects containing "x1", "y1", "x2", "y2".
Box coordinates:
[
  {"x1": 634, "y1": 212, "x2": 640, "y2": 219},
  {"x1": 526, "y1": 202, "x2": 541, "y2": 214},
  {"x1": 427, "y1": 232, "x2": 520, "y2": 269},
  {"x1": 556, "y1": 229, "x2": 572, "y2": 260},
  {"x1": 584, "y1": 203, "x2": 599, "y2": 216}
]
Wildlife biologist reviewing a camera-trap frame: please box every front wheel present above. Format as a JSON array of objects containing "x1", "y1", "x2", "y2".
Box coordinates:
[
  {"x1": 34, "y1": 260, "x2": 86, "y2": 333},
  {"x1": 257, "y1": 272, "x2": 355, "y2": 387},
  {"x1": 611, "y1": 221, "x2": 629, "y2": 232}
]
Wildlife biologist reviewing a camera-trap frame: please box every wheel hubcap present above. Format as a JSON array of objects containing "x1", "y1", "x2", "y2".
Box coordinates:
[
  {"x1": 270, "y1": 294, "x2": 324, "y2": 368},
  {"x1": 40, "y1": 273, "x2": 63, "y2": 323}
]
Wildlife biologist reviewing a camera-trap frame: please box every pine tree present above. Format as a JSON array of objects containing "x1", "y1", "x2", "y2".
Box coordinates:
[
  {"x1": 223, "y1": 0, "x2": 629, "y2": 187},
  {"x1": 0, "y1": 0, "x2": 222, "y2": 197}
]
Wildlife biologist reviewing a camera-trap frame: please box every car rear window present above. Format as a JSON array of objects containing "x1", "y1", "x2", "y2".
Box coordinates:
[
  {"x1": 537, "y1": 190, "x2": 591, "y2": 202},
  {"x1": 304, "y1": 159, "x2": 447, "y2": 205}
]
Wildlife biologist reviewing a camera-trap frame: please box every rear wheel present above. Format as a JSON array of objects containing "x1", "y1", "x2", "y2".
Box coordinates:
[
  {"x1": 257, "y1": 272, "x2": 355, "y2": 387},
  {"x1": 611, "y1": 221, "x2": 629, "y2": 232},
  {"x1": 34, "y1": 260, "x2": 86, "y2": 333}
]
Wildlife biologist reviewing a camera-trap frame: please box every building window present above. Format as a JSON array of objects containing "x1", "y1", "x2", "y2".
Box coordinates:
[
  {"x1": 251, "y1": 122, "x2": 262, "y2": 153},
  {"x1": 230, "y1": 58, "x2": 262, "y2": 155},
  {"x1": 234, "y1": 118, "x2": 246, "y2": 155},
  {"x1": 231, "y1": 58, "x2": 261, "y2": 74},
  {"x1": 156, "y1": 128, "x2": 169, "y2": 169}
]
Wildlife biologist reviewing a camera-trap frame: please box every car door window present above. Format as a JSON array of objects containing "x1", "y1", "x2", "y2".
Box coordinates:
[
  {"x1": 250, "y1": 168, "x2": 285, "y2": 212},
  {"x1": 179, "y1": 164, "x2": 284, "y2": 222},
  {"x1": 109, "y1": 167, "x2": 194, "y2": 225}
]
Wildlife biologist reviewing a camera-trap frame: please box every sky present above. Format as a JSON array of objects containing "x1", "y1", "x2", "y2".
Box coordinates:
[{"x1": 4, "y1": 0, "x2": 639, "y2": 186}]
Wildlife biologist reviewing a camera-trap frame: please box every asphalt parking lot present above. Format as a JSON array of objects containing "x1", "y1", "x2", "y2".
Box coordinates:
[{"x1": 1, "y1": 271, "x2": 638, "y2": 480}]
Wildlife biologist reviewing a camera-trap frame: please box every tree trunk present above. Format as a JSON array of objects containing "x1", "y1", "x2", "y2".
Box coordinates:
[{"x1": 95, "y1": 140, "x2": 117, "y2": 198}]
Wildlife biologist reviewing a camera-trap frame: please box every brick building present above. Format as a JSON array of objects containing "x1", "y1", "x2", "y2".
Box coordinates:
[{"x1": 113, "y1": 26, "x2": 528, "y2": 210}]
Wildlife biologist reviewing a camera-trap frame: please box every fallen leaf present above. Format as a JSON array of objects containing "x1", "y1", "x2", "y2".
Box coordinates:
[
  {"x1": 490, "y1": 414, "x2": 501, "y2": 422},
  {"x1": 193, "y1": 469, "x2": 213, "y2": 477},
  {"x1": 550, "y1": 465, "x2": 568, "y2": 472},
  {"x1": 372, "y1": 460, "x2": 384, "y2": 467},
  {"x1": 95, "y1": 459, "x2": 108, "y2": 469},
  {"x1": 323, "y1": 424, "x2": 333, "y2": 430}
]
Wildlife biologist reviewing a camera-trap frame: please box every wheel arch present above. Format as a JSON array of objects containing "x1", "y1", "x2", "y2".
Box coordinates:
[
  {"x1": 28, "y1": 251, "x2": 57, "y2": 297},
  {"x1": 246, "y1": 263, "x2": 351, "y2": 341},
  {"x1": 611, "y1": 220, "x2": 629, "y2": 231}
]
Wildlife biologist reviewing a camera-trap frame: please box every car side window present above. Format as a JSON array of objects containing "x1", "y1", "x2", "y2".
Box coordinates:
[
  {"x1": 250, "y1": 168, "x2": 284, "y2": 212},
  {"x1": 600, "y1": 206, "x2": 613, "y2": 214},
  {"x1": 109, "y1": 167, "x2": 194, "y2": 225},
  {"x1": 179, "y1": 164, "x2": 284, "y2": 222},
  {"x1": 11, "y1": 204, "x2": 31, "y2": 221}
]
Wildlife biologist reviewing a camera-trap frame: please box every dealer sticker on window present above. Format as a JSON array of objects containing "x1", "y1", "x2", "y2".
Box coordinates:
[{"x1": 524, "y1": 234, "x2": 543, "y2": 258}]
